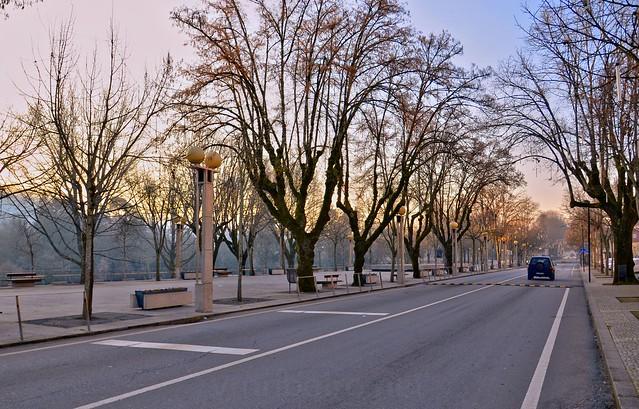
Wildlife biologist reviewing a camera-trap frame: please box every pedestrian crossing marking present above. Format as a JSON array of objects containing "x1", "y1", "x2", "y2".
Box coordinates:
[{"x1": 426, "y1": 282, "x2": 573, "y2": 288}]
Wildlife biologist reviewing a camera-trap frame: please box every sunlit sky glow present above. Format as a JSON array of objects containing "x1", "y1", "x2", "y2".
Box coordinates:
[{"x1": 0, "y1": 0, "x2": 564, "y2": 211}]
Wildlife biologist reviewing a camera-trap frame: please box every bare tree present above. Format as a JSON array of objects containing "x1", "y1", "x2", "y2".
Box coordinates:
[
  {"x1": 497, "y1": 1, "x2": 639, "y2": 282},
  {"x1": 129, "y1": 168, "x2": 174, "y2": 281},
  {"x1": 337, "y1": 32, "x2": 486, "y2": 284},
  {"x1": 320, "y1": 209, "x2": 350, "y2": 271},
  {"x1": 432, "y1": 140, "x2": 519, "y2": 272},
  {"x1": 11, "y1": 22, "x2": 171, "y2": 317},
  {"x1": 173, "y1": 0, "x2": 415, "y2": 291}
]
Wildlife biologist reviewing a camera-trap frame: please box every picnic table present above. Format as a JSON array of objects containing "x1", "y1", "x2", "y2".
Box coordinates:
[
  {"x1": 316, "y1": 274, "x2": 343, "y2": 289},
  {"x1": 6, "y1": 272, "x2": 44, "y2": 287}
]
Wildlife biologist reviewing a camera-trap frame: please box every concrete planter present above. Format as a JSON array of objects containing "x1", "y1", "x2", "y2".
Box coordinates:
[{"x1": 130, "y1": 288, "x2": 193, "y2": 310}]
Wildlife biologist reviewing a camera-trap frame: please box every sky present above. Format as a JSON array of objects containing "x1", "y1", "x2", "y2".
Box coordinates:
[{"x1": 0, "y1": 0, "x2": 564, "y2": 212}]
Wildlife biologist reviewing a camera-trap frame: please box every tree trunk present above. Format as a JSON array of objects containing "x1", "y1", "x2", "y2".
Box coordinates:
[
  {"x1": 155, "y1": 249, "x2": 161, "y2": 281},
  {"x1": 333, "y1": 242, "x2": 338, "y2": 272},
  {"x1": 409, "y1": 247, "x2": 420, "y2": 279},
  {"x1": 82, "y1": 217, "x2": 95, "y2": 319},
  {"x1": 390, "y1": 249, "x2": 396, "y2": 283},
  {"x1": 296, "y1": 237, "x2": 317, "y2": 292},
  {"x1": 352, "y1": 245, "x2": 366, "y2": 286},
  {"x1": 611, "y1": 216, "x2": 638, "y2": 284},
  {"x1": 444, "y1": 240, "x2": 453, "y2": 274},
  {"x1": 249, "y1": 244, "x2": 255, "y2": 275},
  {"x1": 471, "y1": 239, "x2": 477, "y2": 271}
]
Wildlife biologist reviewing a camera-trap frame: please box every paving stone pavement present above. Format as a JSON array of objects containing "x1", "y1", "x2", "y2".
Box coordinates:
[{"x1": 583, "y1": 269, "x2": 639, "y2": 409}]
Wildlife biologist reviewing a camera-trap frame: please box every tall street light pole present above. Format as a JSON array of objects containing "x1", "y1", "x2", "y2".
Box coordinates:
[
  {"x1": 481, "y1": 233, "x2": 487, "y2": 272},
  {"x1": 398, "y1": 206, "x2": 407, "y2": 285},
  {"x1": 174, "y1": 216, "x2": 184, "y2": 279},
  {"x1": 450, "y1": 221, "x2": 459, "y2": 275},
  {"x1": 187, "y1": 147, "x2": 223, "y2": 313}
]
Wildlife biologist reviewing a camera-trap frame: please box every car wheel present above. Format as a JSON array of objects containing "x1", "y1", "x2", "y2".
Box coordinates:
[
  {"x1": 528, "y1": 275, "x2": 533, "y2": 280},
  {"x1": 550, "y1": 275, "x2": 555, "y2": 281}
]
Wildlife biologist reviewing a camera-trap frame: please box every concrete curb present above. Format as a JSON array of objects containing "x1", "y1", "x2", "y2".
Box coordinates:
[
  {"x1": 582, "y1": 274, "x2": 639, "y2": 409},
  {"x1": 0, "y1": 268, "x2": 511, "y2": 350}
]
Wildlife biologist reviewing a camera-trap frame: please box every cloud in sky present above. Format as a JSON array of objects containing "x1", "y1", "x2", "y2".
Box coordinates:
[{"x1": 0, "y1": 0, "x2": 563, "y2": 211}]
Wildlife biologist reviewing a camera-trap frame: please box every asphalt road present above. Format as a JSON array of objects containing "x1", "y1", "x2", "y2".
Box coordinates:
[{"x1": 0, "y1": 263, "x2": 614, "y2": 409}]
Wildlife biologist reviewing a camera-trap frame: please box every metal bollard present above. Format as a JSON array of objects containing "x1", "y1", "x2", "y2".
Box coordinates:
[
  {"x1": 344, "y1": 273, "x2": 350, "y2": 294},
  {"x1": 379, "y1": 272, "x2": 383, "y2": 289},
  {"x1": 357, "y1": 273, "x2": 362, "y2": 292},
  {"x1": 15, "y1": 295, "x2": 23, "y2": 341}
]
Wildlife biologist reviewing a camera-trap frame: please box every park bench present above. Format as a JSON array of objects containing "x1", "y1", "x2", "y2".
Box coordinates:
[
  {"x1": 269, "y1": 268, "x2": 285, "y2": 275},
  {"x1": 6, "y1": 272, "x2": 44, "y2": 287}
]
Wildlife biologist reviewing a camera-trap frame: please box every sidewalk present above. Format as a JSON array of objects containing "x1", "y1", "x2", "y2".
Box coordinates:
[
  {"x1": 0, "y1": 269, "x2": 485, "y2": 348},
  {"x1": 582, "y1": 268, "x2": 639, "y2": 409}
]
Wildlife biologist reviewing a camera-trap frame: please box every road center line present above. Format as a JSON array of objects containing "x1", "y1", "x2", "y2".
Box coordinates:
[
  {"x1": 93, "y1": 340, "x2": 258, "y2": 355},
  {"x1": 520, "y1": 288, "x2": 570, "y2": 409},
  {"x1": 279, "y1": 310, "x2": 388, "y2": 316},
  {"x1": 75, "y1": 273, "x2": 526, "y2": 409}
]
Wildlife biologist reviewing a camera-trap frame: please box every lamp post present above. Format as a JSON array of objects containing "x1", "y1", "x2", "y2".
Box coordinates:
[
  {"x1": 347, "y1": 232, "x2": 354, "y2": 271},
  {"x1": 398, "y1": 206, "x2": 407, "y2": 285},
  {"x1": 173, "y1": 216, "x2": 185, "y2": 279},
  {"x1": 449, "y1": 221, "x2": 459, "y2": 275},
  {"x1": 186, "y1": 147, "x2": 222, "y2": 313},
  {"x1": 481, "y1": 232, "x2": 488, "y2": 272}
]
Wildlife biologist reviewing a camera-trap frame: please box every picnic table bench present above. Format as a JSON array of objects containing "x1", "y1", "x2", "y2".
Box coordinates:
[
  {"x1": 316, "y1": 274, "x2": 343, "y2": 289},
  {"x1": 6, "y1": 272, "x2": 44, "y2": 287},
  {"x1": 214, "y1": 268, "x2": 230, "y2": 277},
  {"x1": 429, "y1": 267, "x2": 450, "y2": 276}
]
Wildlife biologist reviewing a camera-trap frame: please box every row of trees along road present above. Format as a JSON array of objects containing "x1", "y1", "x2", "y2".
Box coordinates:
[
  {"x1": 5, "y1": 0, "x2": 628, "y2": 318},
  {"x1": 496, "y1": 0, "x2": 639, "y2": 283},
  {"x1": 171, "y1": 0, "x2": 521, "y2": 289}
]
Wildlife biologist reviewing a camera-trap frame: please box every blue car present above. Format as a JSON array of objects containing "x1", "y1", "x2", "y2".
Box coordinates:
[{"x1": 528, "y1": 256, "x2": 555, "y2": 281}]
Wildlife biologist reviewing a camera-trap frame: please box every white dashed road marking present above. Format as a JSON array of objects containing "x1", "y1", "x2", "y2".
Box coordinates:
[
  {"x1": 520, "y1": 288, "x2": 570, "y2": 409},
  {"x1": 279, "y1": 310, "x2": 388, "y2": 316},
  {"x1": 93, "y1": 340, "x2": 258, "y2": 356}
]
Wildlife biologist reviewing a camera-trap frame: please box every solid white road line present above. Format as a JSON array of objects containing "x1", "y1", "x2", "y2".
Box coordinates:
[
  {"x1": 520, "y1": 288, "x2": 570, "y2": 409},
  {"x1": 279, "y1": 310, "x2": 388, "y2": 316},
  {"x1": 75, "y1": 273, "x2": 526, "y2": 409},
  {"x1": 93, "y1": 340, "x2": 258, "y2": 356}
]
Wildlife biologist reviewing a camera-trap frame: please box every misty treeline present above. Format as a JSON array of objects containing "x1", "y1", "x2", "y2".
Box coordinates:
[{"x1": 1, "y1": 0, "x2": 636, "y2": 317}]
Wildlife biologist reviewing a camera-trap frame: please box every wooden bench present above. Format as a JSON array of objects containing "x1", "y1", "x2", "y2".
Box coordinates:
[
  {"x1": 269, "y1": 268, "x2": 285, "y2": 275},
  {"x1": 6, "y1": 272, "x2": 44, "y2": 287}
]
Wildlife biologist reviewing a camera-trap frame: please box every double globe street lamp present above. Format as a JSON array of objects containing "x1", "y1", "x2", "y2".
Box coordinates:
[{"x1": 186, "y1": 146, "x2": 223, "y2": 313}]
